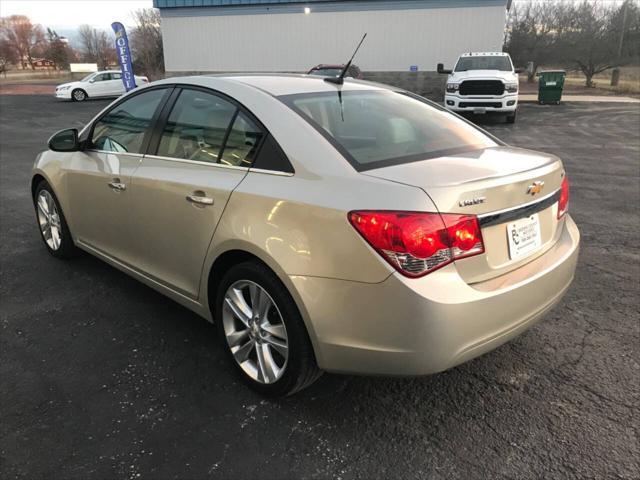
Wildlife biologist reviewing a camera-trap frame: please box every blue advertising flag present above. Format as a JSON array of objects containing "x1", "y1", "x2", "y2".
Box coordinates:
[{"x1": 111, "y1": 22, "x2": 137, "y2": 92}]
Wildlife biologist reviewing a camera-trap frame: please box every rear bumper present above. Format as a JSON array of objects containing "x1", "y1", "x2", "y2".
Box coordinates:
[
  {"x1": 292, "y1": 215, "x2": 579, "y2": 376},
  {"x1": 445, "y1": 93, "x2": 518, "y2": 113}
]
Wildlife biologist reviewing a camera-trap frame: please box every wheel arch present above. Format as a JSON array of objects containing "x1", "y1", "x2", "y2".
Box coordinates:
[
  {"x1": 71, "y1": 87, "x2": 88, "y2": 100},
  {"x1": 31, "y1": 173, "x2": 48, "y2": 198},
  {"x1": 203, "y1": 244, "x2": 321, "y2": 361}
]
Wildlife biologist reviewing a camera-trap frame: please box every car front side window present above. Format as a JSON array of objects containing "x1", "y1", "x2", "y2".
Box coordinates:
[
  {"x1": 91, "y1": 88, "x2": 167, "y2": 154},
  {"x1": 156, "y1": 89, "x2": 238, "y2": 164}
]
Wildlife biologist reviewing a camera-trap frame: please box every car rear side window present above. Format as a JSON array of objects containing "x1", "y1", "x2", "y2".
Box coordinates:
[
  {"x1": 91, "y1": 88, "x2": 167, "y2": 154},
  {"x1": 220, "y1": 112, "x2": 264, "y2": 167},
  {"x1": 280, "y1": 90, "x2": 496, "y2": 171},
  {"x1": 252, "y1": 134, "x2": 294, "y2": 174},
  {"x1": 157, "y1": 89, "x2": 237, "y2": 164}
]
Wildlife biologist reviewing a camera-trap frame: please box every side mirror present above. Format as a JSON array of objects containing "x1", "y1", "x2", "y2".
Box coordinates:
[
  {"x1": 515, "y1": 67, "x2": 525, "y2": 74},
  {"x1": 89, "y1": 79, "x2": 95, "y2": 83},
  {"x1": 48, "y1": 128, "x2": 80, "y2": 152},
  {"x1": 437, "y1": 63, "x2": 452, "y2": 74}
]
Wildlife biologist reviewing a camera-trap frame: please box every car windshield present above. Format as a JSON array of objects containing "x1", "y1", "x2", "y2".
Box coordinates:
[
  {"x1": 80, "y1": 73, "x2": 96, "y2": 82},
  {"x1": 280, "y1": 90, "x2": 496, "y2": 171},
  {"x1": 309, "y1": 68, "x2": 343, "y2": 77},
  {"x1": 455, "y1": 56, "x2": 512, "y2": 72}
]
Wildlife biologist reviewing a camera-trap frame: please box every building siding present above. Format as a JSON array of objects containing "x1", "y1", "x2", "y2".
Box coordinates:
[{"x1": 160, "y1": 5, "x2": 506, "y2": 73}]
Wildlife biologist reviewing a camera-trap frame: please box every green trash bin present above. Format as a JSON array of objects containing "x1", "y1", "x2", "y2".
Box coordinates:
[{"x1": 537, "y1": 70, "x2": 566, "y2": 104}]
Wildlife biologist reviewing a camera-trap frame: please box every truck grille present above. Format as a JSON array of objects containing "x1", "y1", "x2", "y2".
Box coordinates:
[
  {"x1": 459, "y1": 102, "x2": 502, "y2": 108},
  {"x1": 459, "y1": 80, "x2": 504, "y2": 96}
]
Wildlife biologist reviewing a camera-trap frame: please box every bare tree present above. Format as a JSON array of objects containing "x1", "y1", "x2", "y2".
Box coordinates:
[
  {"x1": 45, "y1": 28, "x2": 69, "y2": 70},
  {"x1": 505, "y1": 2, "x2": 562, "y2": 81},
  {"x1": 506, "y1": 0, "x2": 639, "y2": 88},
  {"x1": 0, "y1": 15, "x2": 45, "y2": 69},
  {"x1": 130, "y1": 8, "x2": 165, "y2": 79},
  {"x1": 557, "y1": 1, "x2": 620, "y2": 87},
  {"x1": 0, "y1": 34, "x2": 18, "y2": 73},
  {"x1": 78, "y1": 24, "x2": 114, "y2": 69}
]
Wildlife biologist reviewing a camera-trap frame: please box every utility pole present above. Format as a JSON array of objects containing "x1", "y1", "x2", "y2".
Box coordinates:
[{"x1": 611, "y1": 1, "x2": 629, "y2": 87}]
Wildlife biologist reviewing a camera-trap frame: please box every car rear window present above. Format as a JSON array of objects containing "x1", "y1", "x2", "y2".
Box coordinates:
[{"x1": 279, "y1": 90, "x2": 497, "y2": 171}]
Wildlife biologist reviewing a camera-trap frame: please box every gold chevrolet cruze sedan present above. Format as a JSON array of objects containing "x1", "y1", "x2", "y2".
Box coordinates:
[{"x1": 32, "y1": 75, "x2": 579, "y2": 396}]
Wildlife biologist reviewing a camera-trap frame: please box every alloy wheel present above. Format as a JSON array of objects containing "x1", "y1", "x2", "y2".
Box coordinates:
[
  {"x1": 222, "y1": 280, "x2": 289, "y2": 384},
  {"x1": 36, "y1": 190, "x2": 62, "y2": 250},
  {"x1": 73, "y1": 90, "x2": 86, "y2": 101}
]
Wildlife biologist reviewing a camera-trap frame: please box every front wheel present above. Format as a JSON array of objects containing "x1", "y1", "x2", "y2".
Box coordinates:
[
  {"x1": 33, "y1": 181, "x2": 77, "y2": 258},
  {"x1": 71, "y1": 89, "x2": 87, "y2": 102},
  {"x1": 215, "y1": 261, "x2": 321, "y2": 397},
  {"x1": 506, "y1": 111, "x2": 517, "y2": 124}
]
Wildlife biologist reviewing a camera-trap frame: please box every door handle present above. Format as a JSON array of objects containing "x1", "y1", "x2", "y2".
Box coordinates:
[
  {"x1": 186, "y1": 194, "x2": 214, "y2": 206},
  {"x1": 108, "y1": 180, "x2": 126, "y2": 191}
]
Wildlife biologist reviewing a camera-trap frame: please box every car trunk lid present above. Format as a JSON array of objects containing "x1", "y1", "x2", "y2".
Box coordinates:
[{"x1": 363, "y1": 146, "x2": 566, "y2": 283}]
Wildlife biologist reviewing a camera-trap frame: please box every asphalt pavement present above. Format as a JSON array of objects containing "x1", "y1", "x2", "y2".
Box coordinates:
[{"x1": 1, "y1": 95, "x2": 638, "y2": 479}]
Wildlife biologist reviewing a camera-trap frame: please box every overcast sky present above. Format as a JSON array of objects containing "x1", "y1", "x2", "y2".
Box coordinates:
[{"x1": 0, "y1": 0, "x2": 153, "y2": 28}]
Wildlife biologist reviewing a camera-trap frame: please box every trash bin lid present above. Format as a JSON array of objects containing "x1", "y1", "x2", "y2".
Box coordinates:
[{"x1": 537, "y1": 70, "x2": 566, "y2": 75}]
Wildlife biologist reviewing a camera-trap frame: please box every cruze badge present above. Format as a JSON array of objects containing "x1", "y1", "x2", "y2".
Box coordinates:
[
  {"x1": 527, "y1": 181, "x2": 545, "y2": 196},
  {"x1": 459, "y1": 196, "x2": 486, "y2": 207}
]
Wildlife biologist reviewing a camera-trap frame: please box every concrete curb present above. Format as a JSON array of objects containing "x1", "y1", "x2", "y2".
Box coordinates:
[{"x1": 519, "y1": 94, "x2": 640, "y2": 103}]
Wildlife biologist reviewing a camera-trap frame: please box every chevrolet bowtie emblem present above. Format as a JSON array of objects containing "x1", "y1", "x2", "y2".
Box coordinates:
[{"x1": 527, "y1": 181, "x2": 545, "y2": 196}]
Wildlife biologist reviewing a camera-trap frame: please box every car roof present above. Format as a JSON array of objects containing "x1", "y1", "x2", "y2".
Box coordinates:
[
  {"x1": 311, "y1": 64, "x2": 359, "y2": 69},
  {"x1": 459, "y1": 52, "x2": 509, "y2": 57},
  {"x1": 153, "y1": 73, "x2": 390, "y2": 97}
]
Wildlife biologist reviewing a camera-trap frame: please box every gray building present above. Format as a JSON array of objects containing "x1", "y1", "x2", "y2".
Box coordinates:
[{"x1": 154, "y1": 0, "x2": 510, "y2": 97}]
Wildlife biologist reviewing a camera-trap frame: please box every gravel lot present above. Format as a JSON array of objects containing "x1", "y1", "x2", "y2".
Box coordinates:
[{"x1": 1, "y1": 95, "x2": 638, "y2": 479}]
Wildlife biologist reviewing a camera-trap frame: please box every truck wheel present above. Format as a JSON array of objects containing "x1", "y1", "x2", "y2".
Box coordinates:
[{"x1": 506, "y1": 112, "x2": 517, "y2": 124}]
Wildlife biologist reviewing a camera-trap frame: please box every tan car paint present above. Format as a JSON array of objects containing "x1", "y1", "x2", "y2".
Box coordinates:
[
  {"x1": 32, "y1": 75, "x2": 580, "y2": 377},
  {"x1": 127, "y1": 156, "x2": 248, "y2": 299},
  {"x1": 290, "y1": 216, "x2": 579, "y2": 375},
  {"x1": 66, "y1": 150, "x2": 143, "y2": 265}
]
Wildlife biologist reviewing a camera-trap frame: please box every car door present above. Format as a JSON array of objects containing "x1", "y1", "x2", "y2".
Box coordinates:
[
  {"x1": 65, "y1": 87, "x2": 171, "y2": 263},
  {"x1": 128, "y1": 87, "x2": 264, "y2": 299},
  {"x1": 107, "y1": 72, "x2": 126, "y2": 96},
  {"x1": 86, "y1": 72, "x2": 112, "y2": 97}
]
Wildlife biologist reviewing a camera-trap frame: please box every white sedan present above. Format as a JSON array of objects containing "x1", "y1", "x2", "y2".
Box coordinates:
[{"x1": 55, "y1": 70, "x2": 149, "y2": 102}]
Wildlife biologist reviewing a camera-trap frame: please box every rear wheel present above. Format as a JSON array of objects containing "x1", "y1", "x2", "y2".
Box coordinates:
[
  {"x1": 72, "y1": 89, "x2": 87, "y2": 102},
  {"x1": 33, "y1": 180, "x2": 77, "y2": 258},
  {"x1": 215, "y1": 261, "x2": 321, "y2": 397}
]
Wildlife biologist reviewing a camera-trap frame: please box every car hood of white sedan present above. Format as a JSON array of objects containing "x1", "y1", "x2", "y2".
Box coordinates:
[{"x1": 56, "y1": 82, "x2": 81, "y2": 89}]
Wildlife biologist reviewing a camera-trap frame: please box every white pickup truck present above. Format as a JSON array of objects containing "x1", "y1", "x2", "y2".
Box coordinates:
[{"x1": 437, "y1": 52, "x2": 522, "y2": 123}]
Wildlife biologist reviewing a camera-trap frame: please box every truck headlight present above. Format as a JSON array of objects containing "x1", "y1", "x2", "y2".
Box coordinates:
[
  {"x1": 505, "y1": 83, "x2": 518, "y2": 93},
  {"x1": 446, "y1": 83, "x2": 459, "y2": 93}
]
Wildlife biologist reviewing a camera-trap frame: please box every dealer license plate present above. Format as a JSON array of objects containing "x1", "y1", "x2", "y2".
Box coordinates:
[
  {"x1": 507, "y1": 214, "x2": 542, "y2": 259},
  {"x1": 473, "y1": 107, "x2": 487, "y2": 114}
]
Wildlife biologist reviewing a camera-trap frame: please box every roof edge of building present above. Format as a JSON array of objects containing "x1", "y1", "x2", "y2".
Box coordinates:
[{"x1": 155, "y1": 0, "x2": 508, "y2": 17}]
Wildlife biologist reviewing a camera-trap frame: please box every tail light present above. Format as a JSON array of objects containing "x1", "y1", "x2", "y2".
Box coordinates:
[
  {"x1": 348, "y1": 211, "x2": 484, "y2": 278},
  {"x1": 557, "y1": 176, "x2": 569, "y2": 219}
]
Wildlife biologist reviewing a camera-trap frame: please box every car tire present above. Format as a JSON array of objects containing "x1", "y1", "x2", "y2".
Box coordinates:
[
  {"x1": 506, "y1": 112, "x2": 517, "y2": 124},
  {"x1": 215, "y1": 261, "x2": 322, "y2": 397},
  {"x1": 71, "y1": 89, "x2": 87, "y2": 102},
  {"x1": 33, "y1": 180, "x2": 77, "y2": 259}
]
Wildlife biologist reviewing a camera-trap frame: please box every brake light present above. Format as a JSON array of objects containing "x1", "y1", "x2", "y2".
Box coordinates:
[
  {"x1": 348, "y1": 211, "x2": 484, "y2": 278},
  {"x1": 557, "y1": 176, "x2": 569, "y2": 219}
]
